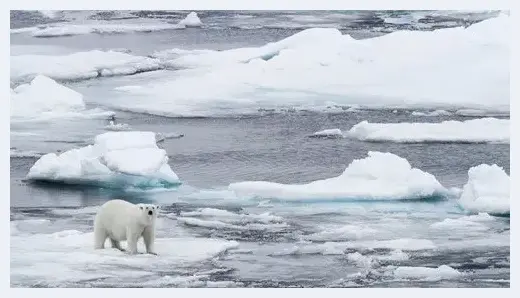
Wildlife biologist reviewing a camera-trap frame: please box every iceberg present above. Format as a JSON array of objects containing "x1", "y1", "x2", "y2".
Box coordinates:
[
  {"x1": 11, "y1": 50, "x2": 162, "y2": 82},
  {"x1": 26, "y1": 131, "x2": 181, "y2": 189},
  {"x1": 347, "y1": 118, "x2": 509, "y2": 143},
  {"x1": 178, "y1": 12, "x2": 203, "y2": 27},
  {"x1": 114, "y1": 14, "x2": 509, "y2": 117},
  {"x1": 229, "y1": 151, "x2": 448, "y2": 201},
  {"x1": 458, "y1": 164, "x2": 509, "y2": 215}
]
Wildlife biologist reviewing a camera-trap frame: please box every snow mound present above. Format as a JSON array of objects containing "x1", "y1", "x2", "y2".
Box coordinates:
[
  {"x1": 26, "y1": 131, "x2": 181, "y2": 189},
  {"x1": 393, "y1": 265, "x2": 462, "y2": 281},
  {"x1": 310, "y1": 128, "x2": 344, "y2": 138},
  {"x1": 112, "y1": 14, "x2": 510, "y2": 117},
  {"x1": 10, "y1": 228, "x2": 238, "y2": 287},
  {"x1": 347, "y1": 118, "x2": 509, "y2": 143},
  {"x1": 229, "y1": 151, "x2": 447, "y2": 201},
  {"x1": 459, "y1": 164, "x2": 510, "y2": 214},
  {"x1": 178, "y1": 12, "x2": 203, "y2": 27},
  {"x1": 10, "y1": 75, "x2": 85, "y2": 120},
  {"x1": 11, "y1": 50, "x2": 162, "y2": 82}
]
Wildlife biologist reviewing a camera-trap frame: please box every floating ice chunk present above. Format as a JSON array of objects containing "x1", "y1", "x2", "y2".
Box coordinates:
[
  {"x1": 347, "y1": 118, "x2": 509, "y2": 143},
  {"x1": 39, "y1": 10, "x2": 61, "y2": 19},
  {"x1": 26, "y1": 131, "x2": 180, "y2": 189},
  {"x1": 303, "y1": 225, "x2": 377, "y2": 241},
  {"x1": 411, "y1": 110, "x2": 452, "y2": 117},
  {"x1": 430, "y1": 217, "x2": 489, "y2": 231},
  {"x1": 459, "y1": 164, "x2": 510, "y2": 214},
  {"x1": 178, "y1": 12, "x2": 203, "y2": 27},
  {"x1": 104, "y1": 121, "x2": 131, "y2": 131},
  {"x1": 10, "y1": 228, "x2": 238, "y2": 287},
  {"x1": 229, "y1": 151, "x2": 447, "y2": 201},
  {"x1": 11, "y1": 50, "x2": 162, "y2": 82},
  {"x1": 376, "y1": 249, "x2": 409, "y2": 261},
  {"x1": 180, "y1": 208, "x2": 283, "y2": 224},
  {"x1": 10, "y1": 149, "x2": 44, "y2": 158},
  {"x1": 12, "y1": 22, "x2": 185, "y2": 37},
  {"x1": 393, "y1": 265, "x2": 462, "y2": 281},
  {"x1": 310, "y1": 128, "x2": 344, "y2": 138},
  {"x1": 455, "y1": 109, "x2": 510, "y2": 117},
  {"x1": 155, "y1": 132, "x2": 185, "y2": 142},
  {"x1": 349, "y1": 238, "x2": 436, "y2": 251},
  {"x1": 10, "y1": 75, "x2": 85, "y2": 120}
]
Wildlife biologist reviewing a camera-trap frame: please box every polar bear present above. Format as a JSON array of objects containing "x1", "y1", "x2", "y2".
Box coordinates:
[{"x1": 94, "y1": 199, "x2": 158, "y2": 255}]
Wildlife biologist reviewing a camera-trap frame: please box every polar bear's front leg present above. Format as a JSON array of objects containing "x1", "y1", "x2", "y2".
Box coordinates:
[
  {"x1": 126, "y1": 226, "x2": 138, "y2": 254},
  {"x1": 143, "y1": 226, "x2": 157, "y2": 255}
]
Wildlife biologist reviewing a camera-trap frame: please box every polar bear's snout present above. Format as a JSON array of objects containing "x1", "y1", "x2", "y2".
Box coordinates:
[{"x1": 148, "y1": 210, "x2": 153, "y2": 215}]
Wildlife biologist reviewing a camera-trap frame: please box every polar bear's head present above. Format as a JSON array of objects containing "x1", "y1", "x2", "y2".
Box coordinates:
[{"x1": 136, "y1": 203, "x2": 158, "y2": 226}]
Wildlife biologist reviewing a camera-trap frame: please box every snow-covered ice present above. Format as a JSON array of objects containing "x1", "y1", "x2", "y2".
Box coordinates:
[
  {"x1": 9, "y1": 75, "x2": 106, "y2": 121},
  {"x1": 111, "y1": 14, "x2": 510, "y2": 117},
  {"x1": 303, "y1": 225, "x2": 377, "y2": 241},
  {"x1": 104, "y1": 121, "x2": 132, "y2": 131},
  {"x1": 11, "y1": 21, "x2": 185, "y2": 37},
  {"x1": 26, "y1": 131, "x2": 181, "y2": 189},
  {"x1": 229, "y1": 151, "x2": 447, "y2": 201},
  {"x1": 11, "y1": 50, "x2": 162, "y2": 82},
  {"x1": 411, "y1": 110, "x2": 452, "y2": 117},
  {"x1": 459, "y1": 164, "x2": 510, "y2": 214},
  {"x1": 10, "y1": 228, "x2": 238, "y2": 287},
  {"x1": 347, "y1": 118, "x2": 509, "y2": 143},
  {"x1": 178, "y1": 12, "x2": 203, "y2": 27}
]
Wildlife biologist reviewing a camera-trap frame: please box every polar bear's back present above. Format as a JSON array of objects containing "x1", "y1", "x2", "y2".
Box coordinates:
[{"x1": 95, "y1": 199, "x2": 139, "y2": 240}]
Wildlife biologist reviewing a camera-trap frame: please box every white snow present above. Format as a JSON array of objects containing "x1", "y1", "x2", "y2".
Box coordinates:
[
  {"x1": 26, "y1": 131, "x2": 181, "y2": 189},
  {"x1": 178, "y1": 12, "x2": 203, "y2": 27},
  {"x1": 311, "y1": 128, "x2": 344, "y2": 138},
  {"x1": 10, "y1": 228, "x2": 238, "y2": 287},
  {"x1": 411, "y1": 110, "x2": 452, "y2": 117},
  {"x1": 347, "y1": 118, "x2": 509, "y2": 143},
  {"x1": 229, "y1": 151, "x2": 447, "y2": 201},
  {"x1": 10, "y1": 75, "x2": 86, "y2": 120},
  {"x1": 111, "y1": 14, "x2": 509, "y2": 117},
  {"x1": 11, "y1": 50, "x2": 162, "y2": 82},
  {"x1": 459, "y1": 164, "x2": 510, "y2": 214},
  {"x1": 393, "y1": 265, "x2": 462, "y2": 281}
]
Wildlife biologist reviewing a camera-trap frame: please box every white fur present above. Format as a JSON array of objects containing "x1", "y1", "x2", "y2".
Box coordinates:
[{"x1": 93, "y1": 199, "x2": 158, "y2": 255}]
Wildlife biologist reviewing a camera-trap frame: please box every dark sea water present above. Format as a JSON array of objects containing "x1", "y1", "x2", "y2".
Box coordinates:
[{"x1": 10, "y1": 10, "x2": 509, "y2": 288}]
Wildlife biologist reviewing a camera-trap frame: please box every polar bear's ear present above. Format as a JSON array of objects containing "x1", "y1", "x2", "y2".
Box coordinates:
[{"x1": 139, "y1": 206, "x2": 144, "y2": 210}]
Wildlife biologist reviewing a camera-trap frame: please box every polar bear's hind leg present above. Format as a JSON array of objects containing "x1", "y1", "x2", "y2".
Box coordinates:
[{"x1": 94, "y1": 225, "x2": 107, "y2": 249}]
